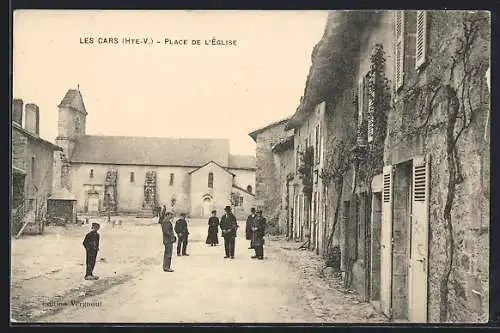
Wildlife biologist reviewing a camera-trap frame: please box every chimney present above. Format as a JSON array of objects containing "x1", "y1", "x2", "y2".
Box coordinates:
[
  {"x1": 12, "y1": 99, "x2": 23, "y2": 125},
  {"x1": 25, "y1": 103, "x2": 40, "y2": 135}
]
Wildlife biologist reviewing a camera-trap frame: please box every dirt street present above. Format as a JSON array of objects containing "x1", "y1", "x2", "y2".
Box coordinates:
[{"x1": 11, "y1": 217, "x2": 387, "y2": 323}]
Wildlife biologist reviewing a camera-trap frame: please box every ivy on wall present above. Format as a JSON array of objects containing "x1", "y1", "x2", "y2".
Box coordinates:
[
  {"x1": 356, "y1": 44, "x2": 390, "y2": 191},
  {"x1": 388, "y1": 12, "x2": 489, "y2": 321}
]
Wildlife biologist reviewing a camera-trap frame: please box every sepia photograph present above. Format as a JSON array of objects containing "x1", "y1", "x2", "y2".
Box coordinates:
[{"x1": 10, "y1": 9, "x2": 491, "y2": 324}]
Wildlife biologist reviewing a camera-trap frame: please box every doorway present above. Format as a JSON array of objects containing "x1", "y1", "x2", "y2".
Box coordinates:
[
  {"x1": 202, "y1": 198, "x2": 211, "y2": 218},
  {"x1": 88, "y1": 194, "x2": 99, "y2": 213},
  {"x1": 391, "y1": 161, "x2": 412, "y2": 320}
]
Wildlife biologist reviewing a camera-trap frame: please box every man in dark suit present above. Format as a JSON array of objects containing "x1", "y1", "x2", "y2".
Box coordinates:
[
  {"x1": 245, "y1": 208, "x2": 256, "y2": 249},
  {"x1": 83, "y1": 222, "x2": 100, "y2": 280},
  {"x1": 174, "y1": 213, "x2": 190, "y2": 256},
  {"x1": 251, "y1": 210, "x2": 266, "y2": 260},
  {"x1": 160, "y1": 211, "x2": 176, "y2": 272},
  {"x1": 220, "y1": 206, "x2": 238, "y2": 259}
]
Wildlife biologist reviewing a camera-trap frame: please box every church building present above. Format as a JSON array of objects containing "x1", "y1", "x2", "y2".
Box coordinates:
[{"x1": 54, "y1": 88, "x2": 256, "y2": 219}]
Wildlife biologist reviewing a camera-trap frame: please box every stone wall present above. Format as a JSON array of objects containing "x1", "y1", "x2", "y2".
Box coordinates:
[
  {"x1": 385, "y1": 11, "x2": 490, "y2": 323},
  {"x1": 254, "y1": 123, "x2": 292, "y2": 223},
  {"x1": 12, "y1": 128, "x2": 28, "y2": 171}
]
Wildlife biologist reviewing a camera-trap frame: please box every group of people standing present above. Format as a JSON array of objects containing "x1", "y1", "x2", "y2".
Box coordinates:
[
  {"x1": 81, "y1": 205, "x2": 267, "y2": 279},
  {"x1": 205, "y1": 206, "x2": 266, "y2": 260},
  {"x1": 158, "y1": 205, "x2": 267, "y2": 273}
]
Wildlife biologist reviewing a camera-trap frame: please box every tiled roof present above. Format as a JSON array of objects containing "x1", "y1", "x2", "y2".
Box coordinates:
[
  {"x1": 248, "y1": 117, "x2": 291, "y2": 141},
  {"x1": 188, "y1": 161, "x2": 236, "y2": 176},
  {"x1": 12, "y1": 123, "x2": 63, "y2": 151},
  {"x1": 59, "y1": 89, "x2": 79, "y2": 106},
  {"x1": 70, "y1": 135, "x2": 231, "y2": 167},
  {"x1": 58, "y1": 89, "x2": 87, "y2": 114},
  {"x1": 228, "y1": 154, "x2": 256, "y2": 170}
]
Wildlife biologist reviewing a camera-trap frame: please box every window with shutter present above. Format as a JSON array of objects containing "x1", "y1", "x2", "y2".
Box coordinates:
[
  {"x1": 367, "y1": 71, "x2": 375, "y2": 143},
  {"x1": 315, "y1": 124, "x2": 320, "y2": 164},
  {"x1": 415, "y1": 10, "x2": 428, "y2": 69},
  {"x1": 357, "y1": 76, "x2": 367, "y2": 146},
  {"x1": 380, "y1": 164, "x2": 393, "y2": 317},
  {"x1": 319, "y1": 125, "x2": 324, "y2": 165},
  {"x1": 395, "y1": 11, "x2": 405, "y2": 91}
]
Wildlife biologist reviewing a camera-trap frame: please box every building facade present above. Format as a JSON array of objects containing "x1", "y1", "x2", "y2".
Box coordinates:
[
  {"x1": 249, "y1": 118, "x2": 293, "y2": 233},
  {"x1": 268, "y1": 10, "x2": 490, "y2": 323},
  {"x1": 11, "y1": 99, "x2": 63, "y2": 234},
  {"x1": 55, "y1": 89, "x2": 256, "y2": 219}
]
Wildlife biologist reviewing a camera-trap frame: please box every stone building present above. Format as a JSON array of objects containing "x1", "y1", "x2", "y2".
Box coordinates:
[
  {"x1": 286, "y1": 101, "x2": 327, "y2": 253},
  {"x1": 271, "y1": 135, "x2": 295, "y2": 238},
  {"x1": 278, "y1": 10, "x2": 490, "y2": 323},
  {"x1": 248, "y1": 118, "x2": 293, "y2": 232},
  {"x1": 11, "y1": 99, "x2": 63, "y2": 234},
  {"x1": 55, "y1": 89, "x2": 256, "y2": 219}
]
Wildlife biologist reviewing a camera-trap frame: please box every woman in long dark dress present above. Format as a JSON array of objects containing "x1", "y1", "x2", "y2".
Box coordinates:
[{"x1": 206, "y1": 210, "x2": 219, "y2": 246}]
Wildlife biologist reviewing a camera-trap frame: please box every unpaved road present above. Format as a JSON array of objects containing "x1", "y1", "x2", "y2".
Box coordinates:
[
  {"x1": 38, "y1": 219, "x2": 318, "y2": 323},
  {"x1": 13, "y1": 218, "x2": 386, "y2": 323}
]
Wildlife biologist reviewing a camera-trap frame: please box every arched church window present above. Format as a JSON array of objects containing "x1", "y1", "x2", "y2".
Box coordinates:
[
  {"x1": 208, "y1": 172, "x2": 214, "y2": 188},
  {"x1": 247, "y1": 185, "x2": 253, "y2": 194}
]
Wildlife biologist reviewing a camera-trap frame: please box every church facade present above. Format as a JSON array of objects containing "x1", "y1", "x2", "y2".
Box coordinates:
[{"x1": 54, "y1": 89, "x2": 256, "y2": 219}]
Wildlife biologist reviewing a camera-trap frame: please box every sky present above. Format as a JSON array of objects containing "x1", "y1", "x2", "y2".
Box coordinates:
[{"x1": 13, "y1": 10, "x2": 328, "y2": 156}]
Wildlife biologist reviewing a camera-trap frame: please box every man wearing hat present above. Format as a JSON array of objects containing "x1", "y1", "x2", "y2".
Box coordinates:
[
  {"x1": 220, "y1": 205, "x2": 238, "y2": 259},
  {"x1": 245, "y1": 208, "x2": 256, "y2": 249},
  {"x1": 82, "y1": 222, "x2": 101, "y2": 280},
  {"x1": 174, "y1": 212, "x2": 190, "y2": 256},
  {"x1": 251, "y1": 210, "x2": 266, "y2": 260},
  {"x1": 160, "y1": 210, "x2": 176, "y2": 272}
]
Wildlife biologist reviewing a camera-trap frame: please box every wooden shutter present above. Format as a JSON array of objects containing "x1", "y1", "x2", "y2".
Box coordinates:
[
  {"x1": 357, "y1": 76, "x2": 366, "y2": 145},
  {"x1": 410, "y1": 155, "x2": 430, "y2": 322},
  {"x1": 380, "y1": 164, "x2": 393, "y2": 317},
  {"x1": 367, "y1": 72, "x2": 375, "y2": 143},
  {"x1": 395, "y1": 11, "x2": 405, "y2": 90},
  {"x1": 415, "y1": 10, "x2": 428, "y2": 69}
]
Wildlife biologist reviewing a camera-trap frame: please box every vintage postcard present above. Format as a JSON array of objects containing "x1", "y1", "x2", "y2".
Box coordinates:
[{"x1": 11, "y1": 10, "x2": 491, "y2": 324}]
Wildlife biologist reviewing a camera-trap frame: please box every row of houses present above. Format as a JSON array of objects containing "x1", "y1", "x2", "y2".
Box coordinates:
[{"x1": 251, "y1": 10, "x2": 490, "y2": 323}]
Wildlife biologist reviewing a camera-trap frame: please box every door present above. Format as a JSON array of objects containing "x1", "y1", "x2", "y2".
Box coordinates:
[
  {"x1": 408, "y1": 156, "x2": 430, "y2": 322},
  {"x1": 202, "y1": 198, "x2": 211, "y2": 217},
  {"x1": 380, "y1": 165, "x2": 393, "y2": 318},
  {"x1": 88, "y1": 195, "x2": 99, "y2": 213}
]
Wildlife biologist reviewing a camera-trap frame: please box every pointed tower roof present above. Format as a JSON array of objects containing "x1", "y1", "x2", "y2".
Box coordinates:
[{"x1": 58, "y1": 88, "x2": 87, "y2": 115}]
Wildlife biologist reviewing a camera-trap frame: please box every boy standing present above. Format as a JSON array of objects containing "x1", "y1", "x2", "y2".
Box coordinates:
[
  {"x1": 174, "y1": 213, "x2": 190, "y2": 256},
  {"x1": 83, "y1": 222, "x2": 100, "y2": 280}
]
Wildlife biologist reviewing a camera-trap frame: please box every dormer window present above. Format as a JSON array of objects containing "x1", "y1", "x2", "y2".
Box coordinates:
[
  {"x1": 208, "y1": 172, "x2": 214, "y2": 188},
  {"x1": 247, "y1": 185, "x2": 253, "y2": 194}
]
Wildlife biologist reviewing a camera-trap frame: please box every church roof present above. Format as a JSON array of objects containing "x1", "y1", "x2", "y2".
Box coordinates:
[
  {"x1": 228, "y1": 154, "x2": 256, "y2": 170},
  {"x1": 187, "y1": 160, "x2": 236, "y2": 176},
  {"x1": 70, "y1": 135, "x2": 235, "y2": 167},
  {"x1": 58, "y1": 89, "x2": 87, "y2": 115}
]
